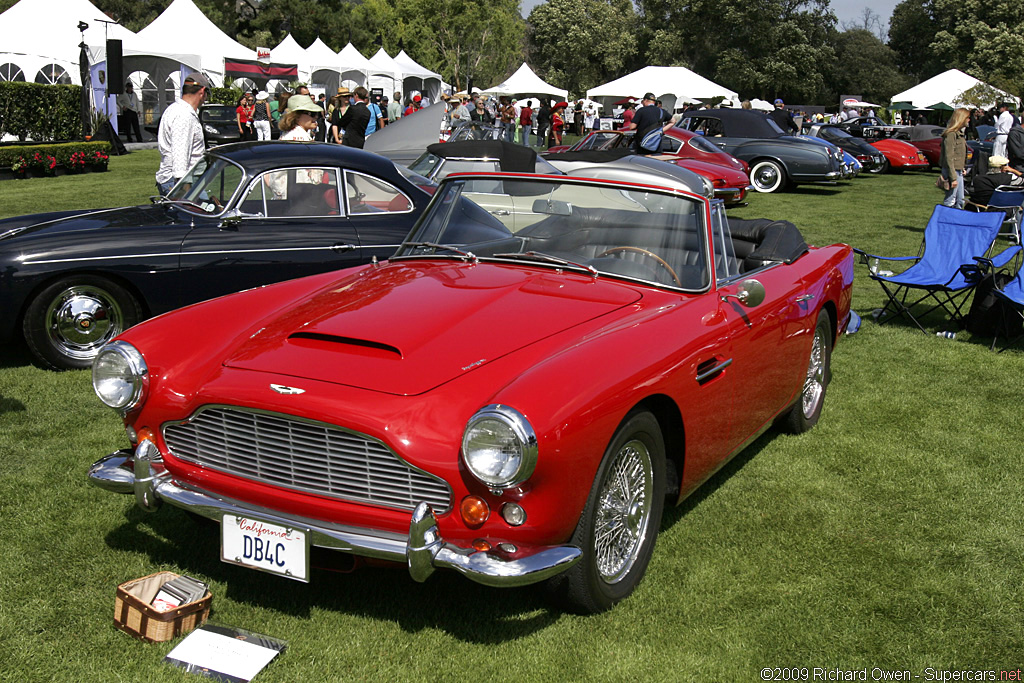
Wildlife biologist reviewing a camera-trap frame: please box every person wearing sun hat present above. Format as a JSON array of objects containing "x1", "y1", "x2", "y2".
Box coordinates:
[
  {"x1": 155, "y1": 72, "x2": 211, "y2": 195},
  {"x1": 550, "y1": 101, "x2": 568, "y2": 147},
  {"x1": 252, "y1": 91, "x2": 272, "y2": 141},
  {"x1": 278, "y1": 93, "x2": 322, "y2": 141}
]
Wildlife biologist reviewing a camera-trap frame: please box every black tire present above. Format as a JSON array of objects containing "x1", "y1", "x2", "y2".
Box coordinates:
[
  {"x1": 781, "y1": 311, "x2": 833, "y2": 434},
  {"x1": 22, "y1": 275, "x2": 141, "y2": 370},
  {"x1": 750, "y1": 159, "x2": 786, "y2": 193},
  {"x1": 548, "y1": 409, "x2": 666, "y2": 614},
  {"x1": 867, "y1": 158, "x2": 889, "y2": 174}
]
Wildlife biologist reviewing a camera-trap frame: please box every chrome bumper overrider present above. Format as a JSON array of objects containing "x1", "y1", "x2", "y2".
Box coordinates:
[{"x1": 88, "y1": 447, "x2": 582, "y2": 587}]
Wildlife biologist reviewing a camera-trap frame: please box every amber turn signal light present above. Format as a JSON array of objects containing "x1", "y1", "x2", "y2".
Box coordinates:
[
  {"x1": 471, "y1": 538, "x2": 492, "y2": 552},
  {"x1": 460, "y1": 496, "x2": 490, "y2": 527}
]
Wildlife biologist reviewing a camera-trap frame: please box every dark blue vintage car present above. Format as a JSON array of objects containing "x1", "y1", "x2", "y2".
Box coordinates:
[
  {"x1": 0, "y1": 141, "x2": 434, "y2": 369},
  {"x1": 676, "y1": 108, "x2": 844, "y2": 193}
]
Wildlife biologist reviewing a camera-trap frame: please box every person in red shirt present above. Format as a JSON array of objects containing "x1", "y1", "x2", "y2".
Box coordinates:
[
  {"x1": 404, "y1": 94, "x2": 422, "y2": 117},
  {"x1": 551, "y1": 101, "x2": 567, "y2": 147},
  {"x1": 519, "y1": 99, "x2": 533, "y2": 146},
  {"x1": 236, "y1": 93, "x2": 255, "y2": 140},
  {"x1": 621, "y1": 102, "x2": 635, "y2": 130}
]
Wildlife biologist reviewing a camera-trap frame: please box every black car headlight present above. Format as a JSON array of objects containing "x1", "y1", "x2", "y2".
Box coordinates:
[
  {"x1": 461, "y1": 405, "x2": 537, "y2": 489},
  {"x1": 92, "y1": 341, "x2": 148, "y2": 412}
]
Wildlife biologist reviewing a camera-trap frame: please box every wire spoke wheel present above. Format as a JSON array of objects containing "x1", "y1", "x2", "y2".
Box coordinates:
[
  {"x1": 801, "y1": 326, "x2": 826, "y2": 419},
  {"x1": 594, "y1": 439, "x2": 654, "y2": 583}
]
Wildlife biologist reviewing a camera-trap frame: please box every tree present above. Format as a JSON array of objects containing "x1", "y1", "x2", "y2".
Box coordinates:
[
  {"x1": 638, "y1": 0, "x2": 837, "y2": 103},
  {"x1": 527, "y1": 0, "x2": 637, "y2": 97},
  {"x1": 830, "y1": 28, "x2": 912, "y2": 104},
  {"x1": 841, "y1": 7, "x2": 886, "y2": 42}
]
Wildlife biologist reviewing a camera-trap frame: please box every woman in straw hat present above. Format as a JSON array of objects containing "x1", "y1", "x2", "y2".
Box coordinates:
[{"x1": 278, "y1": 94, "x2": 323, "y2": 141}]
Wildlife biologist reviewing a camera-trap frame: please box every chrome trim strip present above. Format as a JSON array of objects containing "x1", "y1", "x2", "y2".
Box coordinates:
[
  {"x1": 87, "y1": 453, "x2": 581, "y2": 587},
  {"x1": 23, "y1": 245, "x2": 365, "y2": 266}
]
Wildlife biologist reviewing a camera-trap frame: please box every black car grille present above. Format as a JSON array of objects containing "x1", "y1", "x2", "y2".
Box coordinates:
[{"x1": 163, "y1": 406, "x2": 452, "y2": 512}]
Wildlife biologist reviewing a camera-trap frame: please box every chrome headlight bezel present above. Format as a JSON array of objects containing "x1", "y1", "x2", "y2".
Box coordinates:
[
  {"x1": 461, "y1": 404, "x2": 538, "y2": 489},
  {"x1": 92, "y1": 341, "x2": 148, "y2": 413}
]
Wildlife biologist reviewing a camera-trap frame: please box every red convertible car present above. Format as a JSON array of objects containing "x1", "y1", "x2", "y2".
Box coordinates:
[
  {"x1": 88, "y1": 172, "x2": 853, "y2": 613},
  {"x1": 868, "y1": 138, "x2": 930, "y2": 173},
  {"x1": 546, "y1": 127, "x2": 749, "y2": 173}
]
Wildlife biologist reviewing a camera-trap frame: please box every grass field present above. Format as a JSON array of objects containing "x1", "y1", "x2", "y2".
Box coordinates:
[{"x1": 1, "y1": 152, "x2": 1022, "y2": 682}]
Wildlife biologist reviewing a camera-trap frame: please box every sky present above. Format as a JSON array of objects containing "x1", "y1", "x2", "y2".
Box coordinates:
[{"x1": 520, "y1": 0, "x2": 902, "y2": 34}]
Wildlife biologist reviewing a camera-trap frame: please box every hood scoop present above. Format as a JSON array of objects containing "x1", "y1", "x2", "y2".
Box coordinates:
[{"x1": 287, "y1": 332, "x2": 403, "y2": 359}]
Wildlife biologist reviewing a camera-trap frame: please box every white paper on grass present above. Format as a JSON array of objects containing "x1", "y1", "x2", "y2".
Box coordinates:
[{"x1": 166, "y1": 628, "x2": 281, "y2": 681}]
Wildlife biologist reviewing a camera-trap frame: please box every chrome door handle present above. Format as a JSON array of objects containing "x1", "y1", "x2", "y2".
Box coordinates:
[
  {"x1": 795, "y1": 294, "x2": 815, "y2": 303},
  {"x1": 331, "y1": 243, "x2": 356, "y2": 252},
  {"x1": 695, "y1": 358, "x2": 733, "y2": 384},
  {"x1": 490, "y1": 209, "x2": 510, "y2": 216}
]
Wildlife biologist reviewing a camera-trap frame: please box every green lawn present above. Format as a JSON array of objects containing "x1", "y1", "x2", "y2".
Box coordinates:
[{"x1": 1, "y1": 155, "x2": 1022, "y2": 681}]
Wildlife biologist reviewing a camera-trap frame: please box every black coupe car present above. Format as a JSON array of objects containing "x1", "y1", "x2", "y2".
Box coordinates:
[
  {"x1": 802, "y1": 123, "x2": 886, "y2": 172},
  {"x1": 675, "y1": 109, "x2": 844, "y2": 192},
  {"x1": 0, "y1": 141, "x2": 434, "y2": 369}
]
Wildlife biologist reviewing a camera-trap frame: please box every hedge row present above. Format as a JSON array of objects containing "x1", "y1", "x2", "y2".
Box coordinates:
[
  {"x1": 209, "y1": 87, "x2": 245, "y2": 107},
  {"x1": 0, "y1": 82, "x2": 85, "y2": 142},
  {"x1": 0, "y1": 141, "x2": 111, "y2": 169}
]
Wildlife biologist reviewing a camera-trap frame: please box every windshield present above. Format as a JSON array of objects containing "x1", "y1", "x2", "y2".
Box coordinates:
[
  {"x1": 573, "y1": 132, "x2": 624, "y2": 151},
  {"x1": 821, "y1": 127, "x2": 853, "y2": 142},
  {"x1": 396, "y1": 176, "x2": 710, "y2": 290},
  {"x1": 166, "y1": 156, "x2": 244, "y2": 214},
  {"x1": 201, "y1": 106, "x2": 235, "y2": 124},
  {"x1": 687, "y1": 135, "x2": 724, "y2": 154}
]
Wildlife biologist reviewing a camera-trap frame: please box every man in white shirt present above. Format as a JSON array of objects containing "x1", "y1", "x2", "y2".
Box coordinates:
[
  {"x1": 116, "y1": 82, "x2": 143, "y2": 142},
  {"x1": 993, "y1": 102, "x2": 1015, "y2": 157},
  {"x1": 155, "y1": 72, "x2": 210, "y2": 196}
]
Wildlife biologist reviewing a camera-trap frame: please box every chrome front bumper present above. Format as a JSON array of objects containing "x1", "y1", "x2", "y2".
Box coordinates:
[{"x1": 88, "y1": 446, "x2": 581, "y2": 588}]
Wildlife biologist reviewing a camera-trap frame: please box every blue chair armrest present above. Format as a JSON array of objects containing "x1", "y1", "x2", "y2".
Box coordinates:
[
  {"x1": 991, "y1": 245, "x2": 1022, "y2": 269},
  {"x1": 852, "y1": 248, "x2": 919, "y2": 263}
]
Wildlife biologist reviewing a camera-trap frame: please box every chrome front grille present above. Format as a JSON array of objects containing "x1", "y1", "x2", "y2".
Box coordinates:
[{"x1": 163, "y1": 406, "x2": 452, "y2": 512}]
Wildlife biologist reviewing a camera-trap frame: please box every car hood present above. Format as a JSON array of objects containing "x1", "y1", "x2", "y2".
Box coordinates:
[
  {"x1": 222, "y1": 259, "x2": 642, "y2": 396},
  {"x1": 0, "y1": 204, "x2": 177, "y2": 242}
]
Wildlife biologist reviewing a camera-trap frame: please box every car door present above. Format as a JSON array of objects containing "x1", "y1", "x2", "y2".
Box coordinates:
[
  {"x1": 342, "y1": 169, "x2": 421, "y2": 262},
  {"x1": 177, "y1": 166, "x2": 363, "y2": 306}
]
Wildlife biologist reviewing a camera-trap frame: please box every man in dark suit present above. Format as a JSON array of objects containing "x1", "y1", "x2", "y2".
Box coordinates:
[{"x1": 338, "y1": 86, "x2": 371, "y2": 149}]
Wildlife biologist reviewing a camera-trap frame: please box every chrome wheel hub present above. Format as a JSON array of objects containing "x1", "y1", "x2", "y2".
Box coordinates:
[
  {"x1": 801, "y1": 327, "x2": 825, "y2": 418},
  {"x1": 594, "y1": 439, "x2": 654, "y2": 584},
  {"x1": 46, "y1": 286, "x2": 122, "y2": 359},
  {"x1": 754, "y1": 165, "x2": 779, "y2": 190}
]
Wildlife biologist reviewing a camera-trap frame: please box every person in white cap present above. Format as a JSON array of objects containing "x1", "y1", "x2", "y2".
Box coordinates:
[
  {"x1": 155, "y1": 72, "x2": 210, "y2": 195},
  {"x1": 253, "y1": 91, "x2": 272, "y2": 141},
  {"x1": 968, "y1": 154, "x2": 1024, "y2": 206}
]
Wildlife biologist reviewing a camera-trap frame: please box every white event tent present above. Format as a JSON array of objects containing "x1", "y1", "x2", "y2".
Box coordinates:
[
  {"x1": 337, "y1": 43, "x2": 374, "y2": 91},
  {"x1": 483, "y1": 63, "x2": 567, "y2": 101},
  {"x1": 270, "y1": 33, "x2": 311, "y2": 85},
  {"x1": 890, "y1": 68, "x2": 1019, "y2": 110},
  {"x1": 394, "y1": 49, "x2": 442, "y2": 102},
  {"x1": 368, "y1": 48, "x2": 400, "y2": 101},
  {"x1": 0, "y1": 0, "x2": 136, "y2": 85},
  {"x1": 587, "y1": 65, "x2": 737, "y2": 112}
]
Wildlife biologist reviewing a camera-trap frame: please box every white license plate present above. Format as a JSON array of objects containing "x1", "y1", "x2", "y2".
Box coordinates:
[{"x1": 221, "y1": 514, "x2": 309, "y2": 582}]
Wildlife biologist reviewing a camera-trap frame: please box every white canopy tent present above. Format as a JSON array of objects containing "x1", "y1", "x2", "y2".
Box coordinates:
[
  {"x1": 270, "y1": 33, "x2": 310, "y2": 85},
  {"x1": 394, "y1": 49, "x2": 442, "y2": 102},
  {"x1": 482, "y1": 63, "x2": 567, "y2": 101},
  {"x1": 336, "y1": 43, "x2": 374, "y2": 91},
  {"x1": 0, "y1": 0, "x2": 136, "y2": 86},
  {"x1": 304, "y1": 37, "x2": 347, "y2": 95},
  {"x1": 368, "y1": 48, "x2": 400, "y2": 102},
  {"x1": 891, "y1": 69, "x2": 1019, "y2": 110},
  {"x1": 587, "y1": 65, "x2": 737, "y2": 112}
]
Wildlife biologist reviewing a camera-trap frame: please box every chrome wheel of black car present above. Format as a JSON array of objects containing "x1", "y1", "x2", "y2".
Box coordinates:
[
  {"x1": 867, "y1": 158, "x2": 889, "y2": 174},
  {"x1": 23, "y1": 276, "x2": 141, "y2": 370},
  {"x1": 782, "y1": 311, "x2": 832, "y2": 433},
  {"x1": 750, "y1": 159, "x2": 786, "y2": 193},
  {"x1": 548, "y1": 409, "x2": 665, "y2": 613}
]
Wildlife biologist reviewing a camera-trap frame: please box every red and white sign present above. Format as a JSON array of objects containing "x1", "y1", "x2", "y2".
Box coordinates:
[
  {"x1": 256, "y1": 47, "x2": 271, "y2": 63},
  {"x1": 842, "y1": 98, "x2": 860, "y2": 107}
]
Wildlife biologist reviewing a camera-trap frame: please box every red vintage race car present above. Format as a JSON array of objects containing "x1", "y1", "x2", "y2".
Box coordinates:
[{"x1": 88, "y1": 172, "x2": 853, "y2": 613}]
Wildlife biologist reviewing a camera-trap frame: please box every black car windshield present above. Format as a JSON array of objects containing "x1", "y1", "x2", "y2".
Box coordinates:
[
  {"x1": 395, "y1": 176, "x2": 710, "y2": 290},
  {"x1": 820, "y1": 126, "x2": 853, "y2": 142},
  {"x1": 201, "y1": 106, "x2": 236, "y2": 124},
  {"x1": 166, "y1": 155, "x2": 245, "y2": 215}
]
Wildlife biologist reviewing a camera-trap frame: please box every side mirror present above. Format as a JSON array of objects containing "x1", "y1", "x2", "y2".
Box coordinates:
[
  {"x1": 720, "y1": 278, "x2": 765, "y2": 308},
  {"x1": 218, "y1": 207, "x2": 261, "y2": 230}
]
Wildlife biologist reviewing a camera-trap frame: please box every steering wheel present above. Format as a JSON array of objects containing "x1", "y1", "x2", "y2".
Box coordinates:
[{"x1": 597, "y1": 246, "x2": 681, "y2": 286}]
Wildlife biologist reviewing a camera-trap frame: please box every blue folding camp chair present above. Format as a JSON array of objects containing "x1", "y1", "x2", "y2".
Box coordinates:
[
  {"x1": 855, "y1": 204, "x2": 1022, "y2": 333},
  {"x1": 967, "y1": 186, "x2": 1024, "y2": 244},
  {"x1": 992, "y1": 272, "x2": 1024, "y2": 352}
]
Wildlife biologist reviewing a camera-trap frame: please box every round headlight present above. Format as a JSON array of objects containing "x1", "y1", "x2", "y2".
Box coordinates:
[
  {"x1": 461, "y1": 405, "x2": 537, "y2": 489},
  {"x1": 92, "y1": 341, "x2": 148, "y2": 411}
]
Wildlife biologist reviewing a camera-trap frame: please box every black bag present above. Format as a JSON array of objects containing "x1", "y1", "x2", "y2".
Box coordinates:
[{"x1": 967, "y1": 271, "x2": 1023, "y2": 338}]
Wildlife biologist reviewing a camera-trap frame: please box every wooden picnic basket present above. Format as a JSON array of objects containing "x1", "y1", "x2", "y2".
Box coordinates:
[{"x1": 113, "y1": 571, "x2": 211, "y2": 643}]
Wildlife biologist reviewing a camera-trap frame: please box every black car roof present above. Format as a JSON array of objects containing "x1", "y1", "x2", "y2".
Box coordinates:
[
  {"x1": 678, "y1": 108, "x2": 782, "y2": 138},
  {"x1": 426, "y1": 140, "x2": 537, "y2": 172},
  {"x1": 209, "y1": 141, "x2": 405, "y2": 177}
]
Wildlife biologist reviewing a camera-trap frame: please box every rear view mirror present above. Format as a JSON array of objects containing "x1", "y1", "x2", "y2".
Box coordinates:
[{"x1": 531, "y1": 199, "x2": 572, "y2": 216}]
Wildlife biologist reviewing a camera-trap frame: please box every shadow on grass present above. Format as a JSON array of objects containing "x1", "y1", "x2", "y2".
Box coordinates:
[
  {"x1": 0, "y1": 394, "x2": 26, "y2": 414},
  {"x1": 787, "y1": 186, "x2": 843, "y2": 197},
  {"x1": 105, "y1": 505, "x2": 560, "y2": 643}
]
